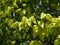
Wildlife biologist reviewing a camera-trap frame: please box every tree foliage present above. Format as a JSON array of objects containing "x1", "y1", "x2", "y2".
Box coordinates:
[{"x1": 0, "y1": 0, "x2": 60, "y2": 45}]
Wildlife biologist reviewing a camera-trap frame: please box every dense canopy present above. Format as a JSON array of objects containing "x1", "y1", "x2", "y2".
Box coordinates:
[{"x1": 0, "y1": 0, "x2": 60, "y2": 45}]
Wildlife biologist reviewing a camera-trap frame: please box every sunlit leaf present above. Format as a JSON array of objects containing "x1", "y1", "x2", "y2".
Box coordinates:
[{"x1": 29, "y1": 40, "x2": 43, "y2": 45}]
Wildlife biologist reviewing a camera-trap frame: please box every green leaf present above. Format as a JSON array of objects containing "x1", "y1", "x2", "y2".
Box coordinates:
[
  {"x1": 13, "y1": 3, "x2": 18, "y2": 8},
  {"x1": 21, "y1": 16, "x2": 28, "y2": 23},
  {"x1": 22, "y1": 3, "x2": 27, "y2": 8},
  {"x1": 15, "y1": 8, "x2": 22, "y2": 14},
  {"x1": 54, "y1": 39, "x2": 59, "y2": 45},
  {"x1": 10, "y1": 40, "x2": 16, "y2": 45},
  {"x1": 39, "y1": 33, "x2": 45, "y2": 42},
  {"x1": 40, "y1": 13, "x2": 53, "y2": 21},
  {"x1": 19, "y1": 16, "x2": 29, "y2": 32},
  {"x1": 0, "y1": 11, "x2": 5, "y2": 18},
  {"x1": 11, "y1": 21, "x2": 19, "y2": 28},
  {"x1": 54, "y1": 35, "x2": 60, "y2": 45},
  {"x1": 22, "y1": 9, "x2": 26, "y2": 15},
  {"x1": 0, "y1": 29, "x2": 3, "y2": 35},
  {"x1": 29, "y1": 40, "x2": 43, "y2": 45},
  {"x1": 33, "y1": 25, "x2": 39, "y2": 38},
  {"x1": 29, "y1": 16, "x2": 37, "y2": 24}
]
